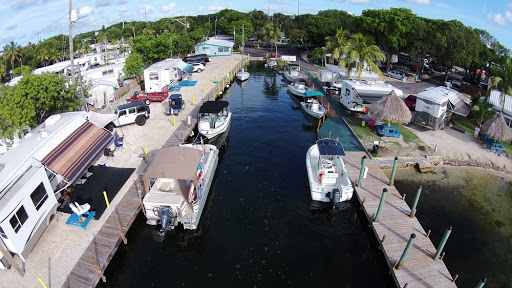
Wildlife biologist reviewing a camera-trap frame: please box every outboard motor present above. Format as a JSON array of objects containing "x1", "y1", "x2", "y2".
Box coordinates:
[
  {"x1": 159, "y1": 206, "x2": 176, "y2": 240},
  {"x1": 331, "y1": 189, "x2": 341, "y2": 211}
]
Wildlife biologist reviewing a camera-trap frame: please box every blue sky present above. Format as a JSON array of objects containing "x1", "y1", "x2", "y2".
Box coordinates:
[{"x1": 1, "y1": 0, "x2": 511, "y2": 50}]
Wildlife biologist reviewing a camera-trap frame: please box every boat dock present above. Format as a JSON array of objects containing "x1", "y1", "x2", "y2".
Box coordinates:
[{"x1": 344, "y1": 151, "x2": 457, "y2": 288}]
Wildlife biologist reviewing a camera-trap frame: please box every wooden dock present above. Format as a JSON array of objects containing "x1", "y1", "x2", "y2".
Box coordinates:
[
  {"x1": 62, "y1": 177, "x2": 143, "y2": 288},
  {"x1": 344, "y1": 151, "x2": 457, "y2": 288}
]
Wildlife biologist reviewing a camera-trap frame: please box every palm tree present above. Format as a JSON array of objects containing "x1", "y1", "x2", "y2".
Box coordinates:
[
  {"x1": 4, "y1": 41, "x2": 23, "y2": 76},
  {"x1": 325, "y1": 27, "x2": 350, "y2": 67},
  {"x1": 341, "y1": 33, "x2": 385, "y2": 81},
  {"x1": 491, "y1": 58, "x2": 512, "y2": 114},
  {"x1": 37, "y1": 49, "x2": 50, "y2": 66},
  {"x1": 262, "y1": 23, "x2": 283, "y2": 57}
]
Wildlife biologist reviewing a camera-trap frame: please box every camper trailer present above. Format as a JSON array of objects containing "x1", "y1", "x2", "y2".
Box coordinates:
[
  {"x1": 0, "y1": 112, "x2": 113, "y2": 266},
  {"x1": 339, "y1": 79, "x2": 404, "y2": 112},
  {"x1": 414, "y1": 86, "x2": 470, "y2": 130}
]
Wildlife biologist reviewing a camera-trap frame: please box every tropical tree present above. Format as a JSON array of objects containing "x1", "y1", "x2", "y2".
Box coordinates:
[
  {"x1": 262, "y1": 22, "x2": 283, "y2": 57},
  {"x1": 36, "y1": 49, "x2": 51, "y2": 66},
  {"x1": 471, "y1": 97, "x2": 494, "y2": 126},
  {"x1": 340, "y1": 33, "x2": 386, "y2": 81},
  {"x1": 491, "y1": 58, "x2": 512, "y2": 113},
  {"x1": 312, "y1": 47, "x2": 327, "y2": 66},
  {"x1": 123, "y1": 52, "x2": 144, "y2": 84},
  {"x1": 3, "y1": 41, "x2": 23, "y2": 76},
  {"x1": 325, "y1": 27, "x2": 350, "y2": 67}
]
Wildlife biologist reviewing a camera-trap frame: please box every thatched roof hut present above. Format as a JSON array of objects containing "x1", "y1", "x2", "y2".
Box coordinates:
[
  {"x1": 369, "y1": 91, "x2": 412, "y2": 124},
  {"x1": 481, "y1": 114, "x2": 512, "y2": 141}
]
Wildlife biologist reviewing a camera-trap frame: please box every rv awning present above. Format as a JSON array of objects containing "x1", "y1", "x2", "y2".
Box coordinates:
[
  {"x1": 177, "y1": 61, "x2": 194, "y2": 73},
  {"x1": 144, "y1": 147, "x2": 202, "y2": 180},
  {"x1": 41, "y1": 121, "x2": 113, "y2": 184},
  {"x1": 447, "y1": 94, "x2": 471, "y2": 116}
]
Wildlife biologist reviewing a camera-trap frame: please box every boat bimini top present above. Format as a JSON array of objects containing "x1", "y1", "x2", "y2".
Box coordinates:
[{"x1": 317, "y1": 138, "x2": 345, "y2": 156}]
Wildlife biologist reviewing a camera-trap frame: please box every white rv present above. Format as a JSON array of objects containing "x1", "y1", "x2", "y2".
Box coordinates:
[
  {"x1": 414, "y1": 86, "x2": 470, "y2": 130},
  {"x1": 0, "y1": 112, "x2": 113, "y2": 266},
  {"x1": 338, "y1": 79, "x2": 404, "y2": 112}
]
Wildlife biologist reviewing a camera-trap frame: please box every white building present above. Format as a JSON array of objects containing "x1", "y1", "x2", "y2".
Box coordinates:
[{"x1": 83, "y1": 62, "x2": 125, "y2": 109}]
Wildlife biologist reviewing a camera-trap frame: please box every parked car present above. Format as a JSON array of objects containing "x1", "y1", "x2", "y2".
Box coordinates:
[
  {"x1": 387, "y1": 70, "x2": 403, "y2": 79},
  {"x1": 126, "y1": 85, "x2": 169, "y2": 105},
  {"x1": 403, "y1": 95, "x2": 417, "y2": 111},
  {"x1": 183, "y1": 54, "x2": 210, "y2": 65},
  {"x1": 111, "y1": 101, "x2": 150, "y2": 127},
  {"x1": 191, "y1": 63, "x2": 205, "y2": 73}
]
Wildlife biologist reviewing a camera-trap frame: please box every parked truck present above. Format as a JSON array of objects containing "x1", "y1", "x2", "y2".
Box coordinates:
[{"x1": 127, "y1": 85, "x2": 169, "y2": 105}]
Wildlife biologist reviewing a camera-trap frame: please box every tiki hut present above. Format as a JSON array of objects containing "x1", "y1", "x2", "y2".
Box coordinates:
[
  {"x1": 481, "y1": 114, "x2": 512, "y2": 141},
  {"x1": 369, "y1": 90, "x2": 412, "y2": 125}
]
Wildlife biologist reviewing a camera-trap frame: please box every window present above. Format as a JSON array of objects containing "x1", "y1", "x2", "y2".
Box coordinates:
[
  {"x1": 128, "y1": 108, "x2": 136, "y2": 114},
  {"x1": 9, "y1": 206, "x2": 28, "y2": 233},
  {"x1": 0, "y1": 226, "x2": 6, "y2": 238},
  {"x1": 118, "y1": 110, "x2": 126, "y2": 117},
  {"x1": 31, "y1": 183, "x2": 48, "y2": 211},
  {"x1": 218, "y1": 47, "x2": 229, "y2": 53}
]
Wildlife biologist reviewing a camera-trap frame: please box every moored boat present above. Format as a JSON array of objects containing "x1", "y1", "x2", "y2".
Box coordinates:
[
  {"x1": 198, "y1": 101, "x2": 232, "y2": 139},
  {"x1": 306, "y1": 139, "x2": 353, "y2": 209},
  {"x1": 236, "y1": 25, "x2": 250, "y2": 82},
  {"x1": 283, "y1": 64, "x2": 304, "y2": 82},
  {"x1": 300, "y1": 91, "x2": 326, "y2": 119},
  {"x1": 142, "y1": 143, "x2": 219, "y2": 239},
  {"x1": 287, "y1": 81, "x2": 311, "y2": 98}
]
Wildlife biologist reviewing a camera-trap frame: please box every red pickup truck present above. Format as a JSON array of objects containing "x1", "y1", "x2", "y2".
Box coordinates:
[{"x1": 127, "y1": 85, "x2": 169, "y2": 105}]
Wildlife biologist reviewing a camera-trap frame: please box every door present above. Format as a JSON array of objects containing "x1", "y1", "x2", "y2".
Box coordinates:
[{"x1": 204, "y1": 46, "x2": 210, "y2": 56}]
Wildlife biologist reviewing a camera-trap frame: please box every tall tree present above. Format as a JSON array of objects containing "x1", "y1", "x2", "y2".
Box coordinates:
[
  {"x1": 3, "y1": 41, "x2": 23, "y2": 76},
  {"x1": 341, "y1": 33, "x2": 385, "y2": 81},
  {"x1": 262, "y1": 22, "x2": 283, "y2": 56},
  {"x1": 325, "y1": 27, "x2": 350, "y2": 67},
  {"x1": 123, "y1": 52, "x2": 144, "y2": 84}
]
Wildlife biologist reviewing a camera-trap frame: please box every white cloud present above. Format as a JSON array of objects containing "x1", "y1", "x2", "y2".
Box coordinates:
[
  {"x1": 506, "y1": 10, "x2": 512, "y2": 21},
  {"x1": 433, "y1": 2, "x2": 449, "y2": 9},
  {"x1": 488, "y1": 13, "x2": 507, "y2": 25},
  {"x1": 349, "y1": 0, "x2": 370, "y2": 3},
  {"x1": 198, "y1": 6, "x2": 205, "y2": 12},
  {"x1": 404, "y1": 0, "x2": 431, "y2": 4},
  {"x1": 207, "y1": 2, "x2": 232, "y2": 11},
  {"x1": 119, "y1": 7, "x2": 128, "y2": 13},
  {"x1": 11, "y1": 0, "x2": 39, "y2": 10},
  {"x1": 162, "y1": 2, "x2": 176, "y2": 13},
  {"x1": 96, "y1": 0, "x2": 114, "y2": 8},
  {"x1": 79, "y1": 6, "x2": 93, "y2": 17}
]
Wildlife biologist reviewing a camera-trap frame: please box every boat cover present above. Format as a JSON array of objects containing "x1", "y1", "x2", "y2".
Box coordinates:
[
  {"x1": 199, "y1": 101, "x2": 229, "y2": 114},
  {"x1": 144, "y1": 147, "x2": 202, "y2": 180},
  {"x1": 41, "y1": 121, "x2": 113, "y2": 185},
  {"x1": 317, "y1": 139, "x2": 345, "y2": 156},
  {"x1": 168, "y1": 94, "x2": 182, "y2": 100},
  {"x1": 304, "y1": 91, "x2": 325, "y2": 97}
]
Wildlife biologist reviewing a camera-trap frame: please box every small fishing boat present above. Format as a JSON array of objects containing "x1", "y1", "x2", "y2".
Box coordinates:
[
  {"x1": 306, "y1": 139, "x2": 353, "y2": 209},
  {"x1": 287, "y1": 81, "x2": 311, "y2": 98},
  {"x1": 300, "y1": 91, "x2": 326, "y2": 119},
  {"x1": 198, "y1": 101, "x2": 232, "y2": 139},
  {"x1": 142, "y1": 143, "x2": 219, "y2": 239},
  {"x1": 166, "y1": 93, "x2": 185, "y2": 115},
  {"x1": 283, "y1": 64, "x2": 304, "y2": 82}
]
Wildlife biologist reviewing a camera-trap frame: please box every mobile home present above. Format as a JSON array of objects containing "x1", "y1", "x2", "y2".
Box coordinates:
[
  {"x1": 339, "y1": 79, "x2": 404, "y2": 112},
  {"x1": 144, "y1": 59, "x2": 193, "y2": 92},
  {"x1": 414, "y1": 86, "x2": 470, "y2": 130},
  {"x1": 0, "y1": 112, "x2": 113, "y2": 266}
]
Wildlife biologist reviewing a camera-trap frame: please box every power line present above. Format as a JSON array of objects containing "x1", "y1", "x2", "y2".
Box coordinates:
[{"x1": 20, "y1": 13, "x2": 68, "y2": 46}]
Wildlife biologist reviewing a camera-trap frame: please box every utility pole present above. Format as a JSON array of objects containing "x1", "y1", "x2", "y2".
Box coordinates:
[
  {"x1": 68, "y1": 0, "x2": 75, "y2": 85},
  {"x1": 298, "y1": 0, "x2": 300, "y2": 16}
]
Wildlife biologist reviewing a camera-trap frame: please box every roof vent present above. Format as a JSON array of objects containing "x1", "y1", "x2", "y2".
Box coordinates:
[{"x1": 45, "y1": 114, "x2": 61, "y2": 125}]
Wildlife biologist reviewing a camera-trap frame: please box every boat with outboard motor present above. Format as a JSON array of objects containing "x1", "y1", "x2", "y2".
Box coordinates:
[
  {"x1": 300, "y1": 91, "x2": 326, "y2": 119},
  {"x1": 283, "y1": 64, "x2": 304, "y2": 82},
  {"x1": 142, "y1": 142, "x2": 219, "y2": 239},
  {"x1": 287, "y1": 81, "x2": 311, "y2": 98},
  {"x1": 198, "y1": 101, "x2": 232, "y2": 139},
  {"x1": 306, "y1": 139, "x2": 353, "y2": 209}
]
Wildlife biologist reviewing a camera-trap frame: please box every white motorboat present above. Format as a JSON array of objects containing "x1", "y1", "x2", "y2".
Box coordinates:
[
  {"x1": 142, "y1": 143, "x2": 219, "y2": 238},
  {"x1": 236, "y1": 25, "x2": 250, "y2": 82},
  {"x1": 287, "y1": 81, "x2": 311, "y2": 98},
  {"x1": 306, "y1": 139, "x2": 353, "y2": 208},
  {"x1": 300, "y1": 91, "x2": 326, "y2": 119},
  {"x1": 283, "y1": 64, "x2": 304, "y2": 82},
  {"x1": 198, "y1": 101, "x2": 232, "y2": 139}
]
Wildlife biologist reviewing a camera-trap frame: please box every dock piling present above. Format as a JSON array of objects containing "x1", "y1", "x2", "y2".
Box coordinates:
[
  {"x1": 103, "y1": 191, "x2": 110, "y2": 209},
  {"x1": 91, "y1": 253, "x2": 106, "y2": 282},
  {"x1": 396, "y1": 233, "x2": 416, "y2": 270},
  {"x1": 434, "y1": 226, "x2": 452, "y2": 261},
  {"x1": 357, "y1": 156, "x2": 367, "y2": 187},
  {"x1": 452, "y1": 274, "x2": 459, "y2": 283},
  {"x1": 410, "y1": 185, "x2": 422, "y2": 218},
  {"x1": 476, "y1": 277, "x2": 487, "y2": 288},
  {"x1": 389, "y1": 157, "x2": 398, "y2": 186},
  {"x1": 115, "y1": 212, "x2": 128, "y2": 244},
  {"x1": 374, "y1": 188, "x2": 388, "y2": 222}
]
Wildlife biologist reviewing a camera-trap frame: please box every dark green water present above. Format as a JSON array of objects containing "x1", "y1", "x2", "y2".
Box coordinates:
[
  {"x1": 387, "y1": 166, "x2": 512, "y2": 288},
  {"x1": 97, "y1": 62, "x2": 394, "y2": 287}
]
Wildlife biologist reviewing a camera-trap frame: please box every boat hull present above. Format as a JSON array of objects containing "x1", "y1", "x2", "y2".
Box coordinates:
[
  {"x1": 283, "y1": 72, "x2": 304, "y2": 82},
  {"x1": 300, "y1": 100, "x2": 325, "y2": 119},
  {"x1": 236, "y1": 71, "x2": 250, "y2": 82},
  {"x1": 287, "y1": 83, "x2": 308, "y2": 97},
  {"x1": 305, "y1": 144, "x2": 353, "y2": 203},
  {"x1": 198, "y1": 112, "x2": 232, "y2": 139}
]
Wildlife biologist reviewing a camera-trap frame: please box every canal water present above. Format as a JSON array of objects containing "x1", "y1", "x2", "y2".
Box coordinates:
[{"x1": 98, "y1": 61, "x2": 394, "y2": 287}]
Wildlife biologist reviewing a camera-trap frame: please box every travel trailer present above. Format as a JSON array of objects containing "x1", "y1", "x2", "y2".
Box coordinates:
[
  {"x1": 0, "y1": 112, "x2": 113, "y2": 266},
  {"x1": 338, "y1": 79, "x2": 404, "y2": 112},
  {"x1": 414, "y1": 86, "x2": 470, "y2": 130}
]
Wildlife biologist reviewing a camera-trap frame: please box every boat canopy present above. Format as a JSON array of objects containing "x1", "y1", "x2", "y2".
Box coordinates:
[
  {"x1": 145, "y1": 147, "x2": 202, "y2": 180},
  {"x1": 317, "y1": 138, "x2": 345, "y2": 156},
  {"x1": 199, "y1": 101, "x2": 229, "y2": 114},
  {"x1": 304, "y1": 91, "x2": 324, "y2": 97},
  {"x1": 168, "y1": 94, "x2": 182, "y2": 100}
]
